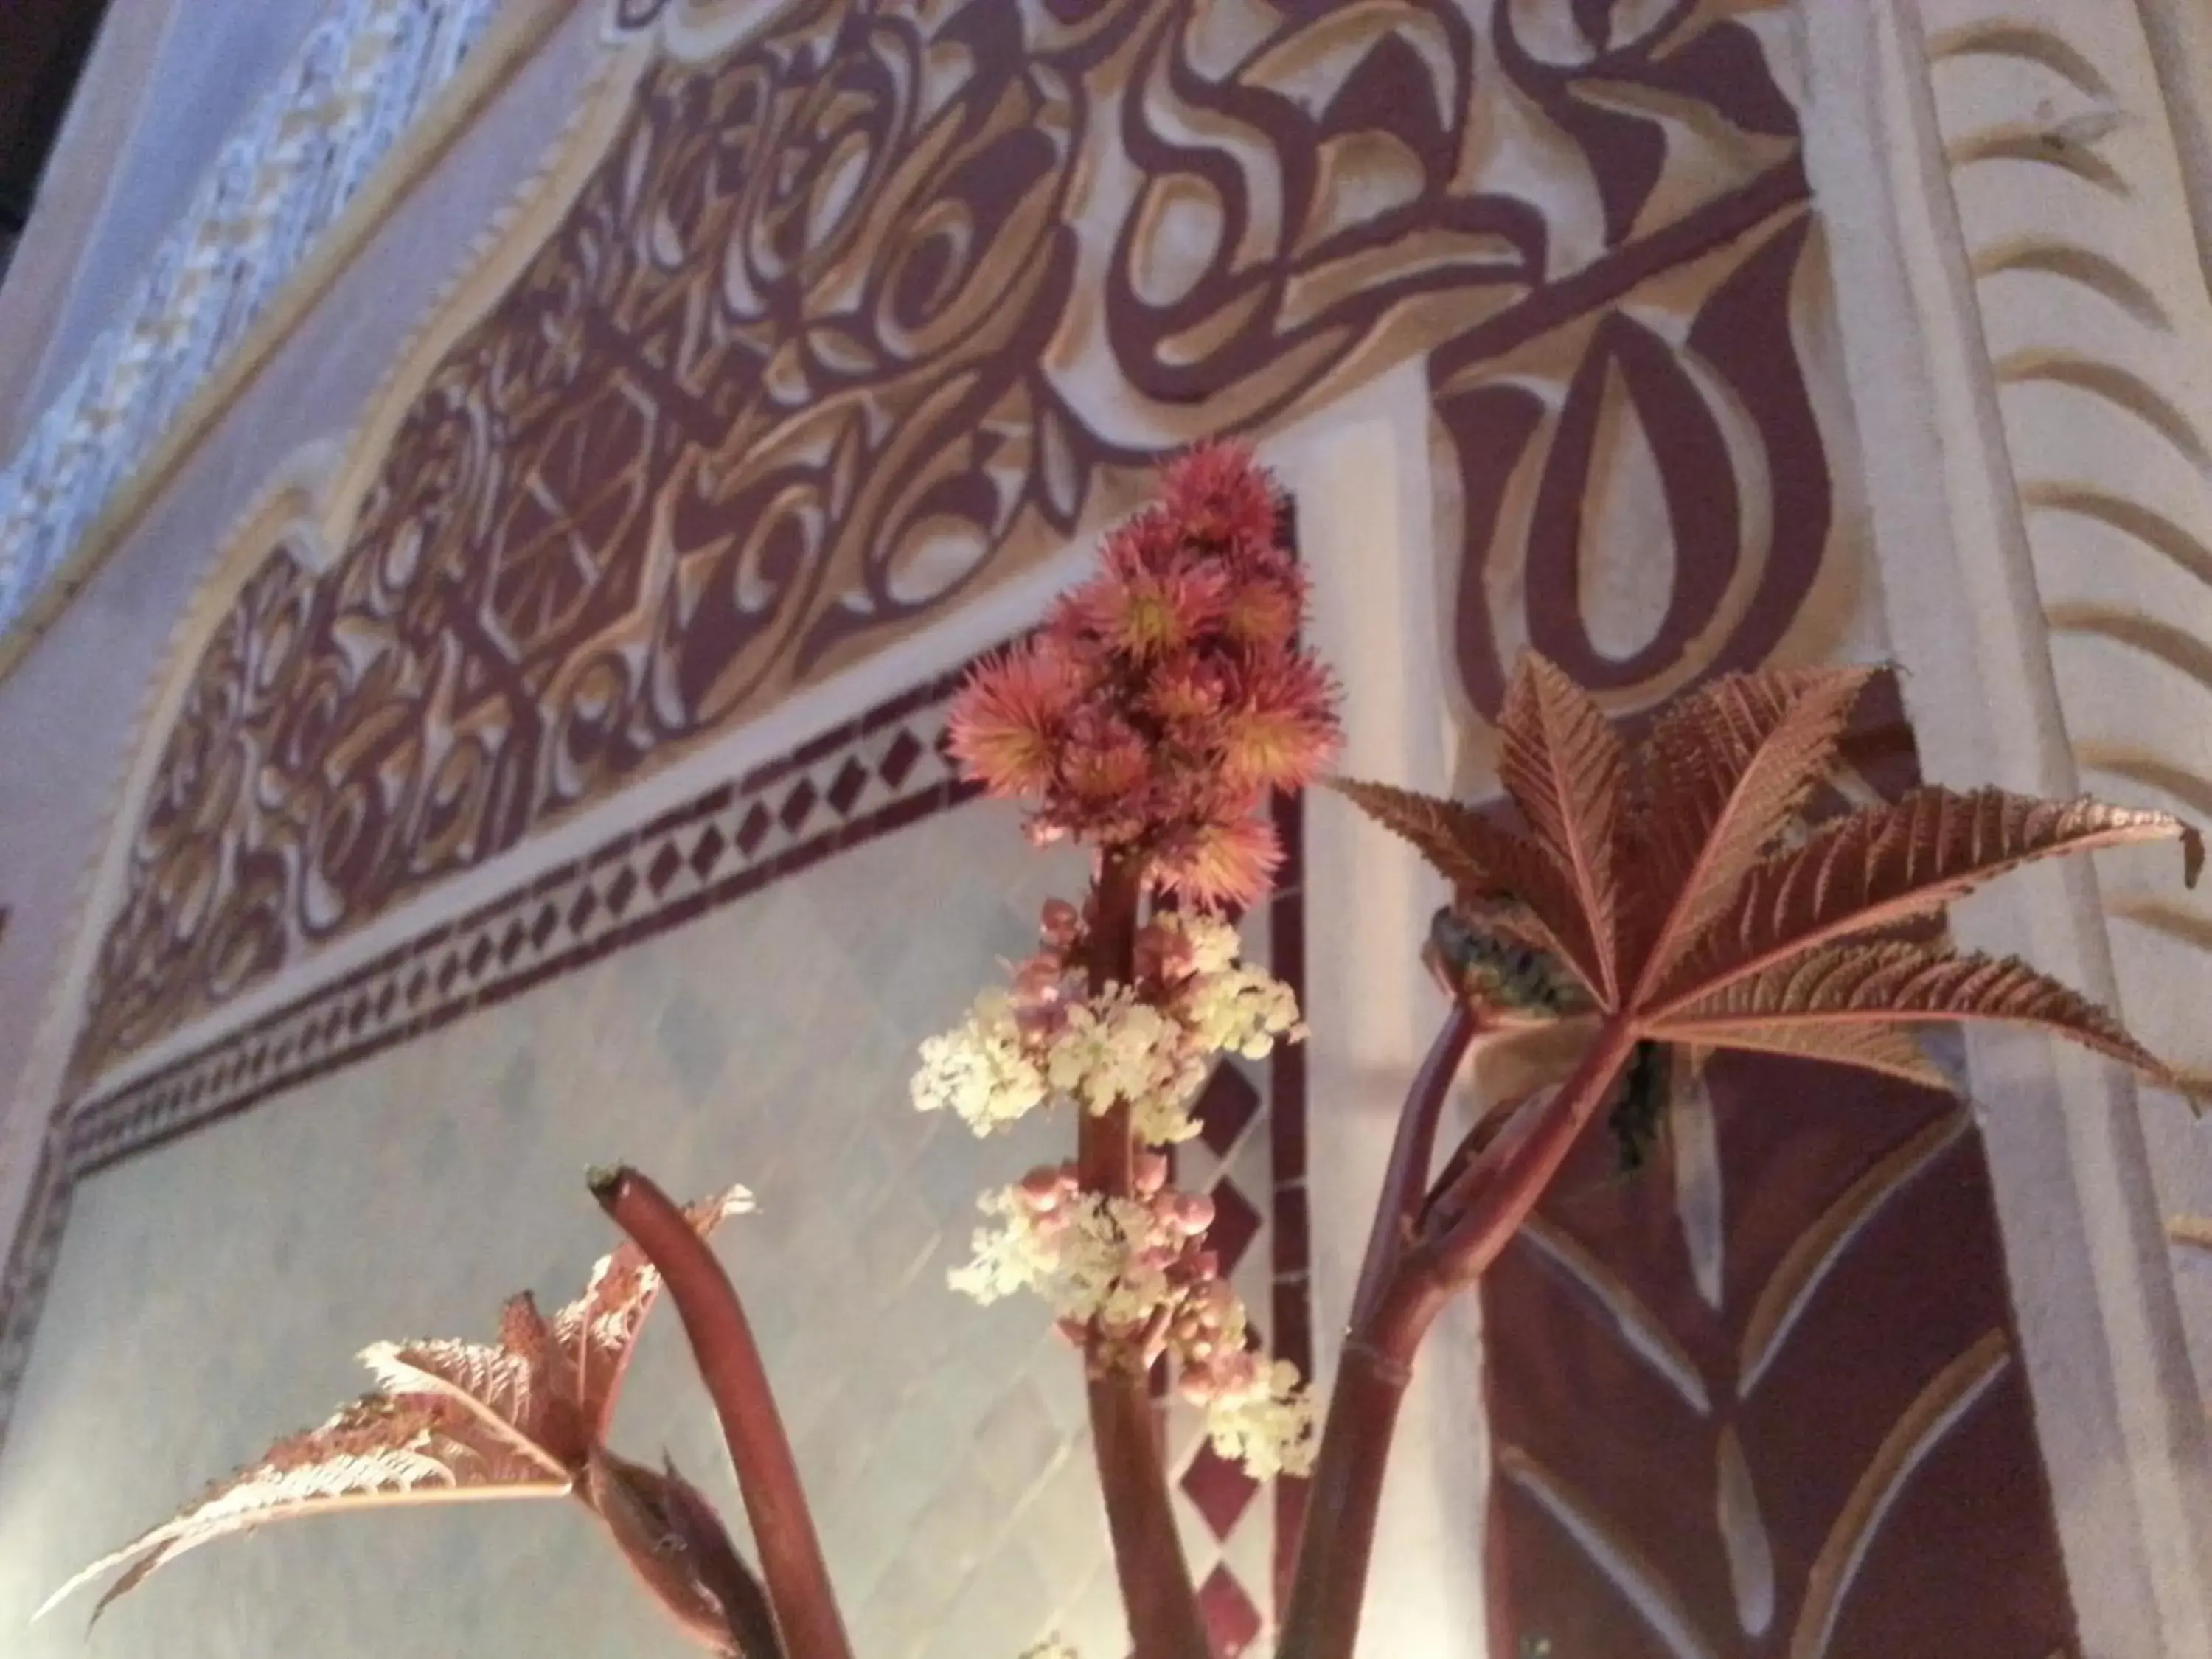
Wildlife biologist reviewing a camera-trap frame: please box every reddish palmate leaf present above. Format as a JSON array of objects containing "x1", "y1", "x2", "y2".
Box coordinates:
[
  {"x1": 1355, "y1": 655, "x2": 2202, "y2": 1105},
  {"x1": 1498, "y1": 655, "x2": 1631, "y2": 1006},
  {"x1": 553, "y1": 1183, "x2": 757, "y2": 1438},
  {"x1": 44, "y1": 1181, "x2": 758, "y2": 1630},
  {"x1": 1291, "y1": 653, "x2": 2205, "y2": 1659},
  {"x1": 1327, "y1": 776, "x2": 1599, "y2": 992},
  {"x1": 1644, "y1": 940, "x2": 2202, "y2": 1097},
  {"x1": 1652, "y1": 785, "x2": 2205, "y2": 1006},
  {"x1": 359, "y1": 1293, "x2": 580, "y2": 1477},
  {"x1": 1649, "y1": 1019, "x2": 1950, "y2": 1090},
  {"x1": 37, "y1": 1394, "x2": 570, "y2": 1626},
  {"x1": 1629, "y1": 667, "x2": 1877, "y2": 990}
]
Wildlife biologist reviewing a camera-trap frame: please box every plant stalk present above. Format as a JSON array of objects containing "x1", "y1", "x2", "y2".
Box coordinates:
[
  {"x1": 1077, "y1": 853, "x2": 1146, "y2": 1203},
  {"x1": 591, "y1": 1167, "x2": 853, "y2": 1659},
  {"x1": 1077, "y1": 852, "x2": 1211, "y2": 1659},
  {"x1": 1277, "y1": 1016, "x2": 1641, "y2": 1659},
  {"x1": 1423, "y1": 1019, "x2": 1641, "y2": 1281},
  {"x1": 1346, "y1": 1004, "x2": 1478, "y2": 1331}
]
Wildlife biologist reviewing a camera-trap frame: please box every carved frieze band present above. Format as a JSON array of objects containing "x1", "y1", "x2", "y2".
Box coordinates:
[{"x1": 69, "y1": 0, "x2": 1820, "y2": 1096}]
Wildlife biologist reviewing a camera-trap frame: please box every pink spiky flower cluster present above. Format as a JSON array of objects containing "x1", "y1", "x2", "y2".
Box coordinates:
[{"x1": 947, "y1": 443, "x2": 1342, "y2": 908}]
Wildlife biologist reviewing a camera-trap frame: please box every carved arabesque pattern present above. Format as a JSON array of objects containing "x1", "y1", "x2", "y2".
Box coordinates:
[
  {"x1": 1441, "y1": 210, "x2": 1834, "y2": 731},
  {"x1": 74, "y1": 0, "x2": 1815, "y2": 1089}
]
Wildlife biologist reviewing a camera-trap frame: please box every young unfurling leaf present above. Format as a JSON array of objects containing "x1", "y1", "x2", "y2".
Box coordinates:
[
  {"x1": 42, "y1": 1182, "x2": 757, "y2": 1638},
  {"x1": 554, "y1": 1183, "x2": 757, "y2": 1438},
  {"x1": 36, "y1": 1393, "x2": 571, "y2": 1628}
]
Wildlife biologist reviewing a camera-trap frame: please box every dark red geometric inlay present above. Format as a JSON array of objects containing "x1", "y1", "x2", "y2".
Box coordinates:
[
  {"x1": 733, "y1": 801, "x2": 773, "y2": 857},
  {"x1": 878, "y1": 727, "x2": 923, "y2": 787},
  {"x1": 1198, "y1": 1564, "x2": 1262, "y2": 1658},
  {"x1": 689, "y1": 823, "x2": 727, "y2": 880},
  {"x1": 1180, "y1": 1442, "x2": 1259, "y2": 1540},
  {"x1": 1205, "y1": 1177, "x2": 1262, "y2": 1275},
  {"x1": 646, "y1": 842, "x2": 684, "y2": 896},
  {"x1": 567, "y1": 887, "x2": 599, "y2": 933},
  {"x1": 779, "y1": 777, "x2": 817, "y2": 834},
  {"x1": 603, "y1": 866, "x2": 638, "y2": 917},
  {"x1": 826, "y1": 756, "x2": 869, "y2": 815},
  {"x1": 1197, "y1": 1065, "x2": 1261, "y2": 1158}
]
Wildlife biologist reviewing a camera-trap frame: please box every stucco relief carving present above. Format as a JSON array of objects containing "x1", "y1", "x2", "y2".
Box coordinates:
[
  {"x1": 72, "y1": 0, "x2": 1820, "y2": 1090},
  {"x1": 1916, "y1": 0, "x2": 2212, "y2": 1074}
]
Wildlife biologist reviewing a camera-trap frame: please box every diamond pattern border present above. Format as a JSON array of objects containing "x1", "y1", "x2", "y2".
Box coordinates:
[
  {"x1": 1160, "y1": 787, "x2": 1312, "y2": 1652},
  {"x1": 55, "y1": 675, "x2": 967, "y2": 1177},
  {"x1": 0, "y1": 658, "x2": 1312, "y2": 1644}
]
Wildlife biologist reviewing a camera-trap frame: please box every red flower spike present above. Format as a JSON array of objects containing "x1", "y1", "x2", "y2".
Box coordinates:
[
  {"x1": 1222, "y1": 655, "x2": 1342, "y2": 793},
  {"x1": 949, "y1": 442, "x2": 1340, "y2": 909},
  {"x1": 946, "y1": 640, "x2": 1081, "y2": 799},
  {"x1": 1154, "y1": 813, "x2": 1284, "y2": 911},
  {"x1": 1161, "y1": 439, "x2": 1284, "y2": 553}
]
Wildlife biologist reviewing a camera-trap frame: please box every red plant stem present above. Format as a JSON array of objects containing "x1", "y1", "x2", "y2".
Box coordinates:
[
  {"x1": 1423, "y1": 1018, "x2": 1641, "y2": 1282},
  {"x1": 1346, "y1": 1004, "x2": 1478, "y2": 1331},
  {"x1": 591, "y1": 1168, "x2": 853, "y2": 1659},
  {"x1": 1077, "y1": 853, "x2": 1211, "y2": 1659},
  {"x1": 1078, "y1": 853, "x2": 1145, "y2": 1203},
  {"x1": 1277, "y1": 1016, "x2": 1641, "y2": 1659}
]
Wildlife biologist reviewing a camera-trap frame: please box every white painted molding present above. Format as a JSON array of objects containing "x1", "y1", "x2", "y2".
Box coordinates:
[{"x1": 1801, "y1": 2, "x2": 2212, "y2": 1653}]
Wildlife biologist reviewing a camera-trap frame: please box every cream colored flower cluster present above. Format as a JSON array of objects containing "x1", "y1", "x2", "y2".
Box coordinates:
[
  {"x1": 950, "y1": 1158, "x2": 1317, "y2": 1480},
  {"x1": 911, "y1": 909, "x2": 1301, "y2": 1144},
  {"x1": 1199, "y1": 1356, "x2": 1318, "y2": 1481},
  {"x1": 1017, "y1": 1641, "x2": 1081, "y2": 1659},
  {"x1": 919, "y1": 900, "x2": 1317, "y2": 1480}
]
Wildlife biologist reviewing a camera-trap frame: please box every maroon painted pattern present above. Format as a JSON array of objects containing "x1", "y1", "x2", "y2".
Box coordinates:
[
  {"x1": 58, "y1": 667, "x2": 972, "y2": 1178},
  {"x1": 73, "y1": 0, "x2": 1816, "y2": 1093}
]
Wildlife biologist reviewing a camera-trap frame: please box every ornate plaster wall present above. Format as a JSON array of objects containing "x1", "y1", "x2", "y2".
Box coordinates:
[
  {"x1": 1801, "y1": 3, "x2": 2212, "y2": 1653},
  {"x1": 0, "y1": 0, "x2": 179, "y2": 450},
  {"x1": 0, "y1": 0, "x2": 615, "y2": 1427},
  {"x1": 5, "y1": 1, "x2": 2211, "y2": 1657}
]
